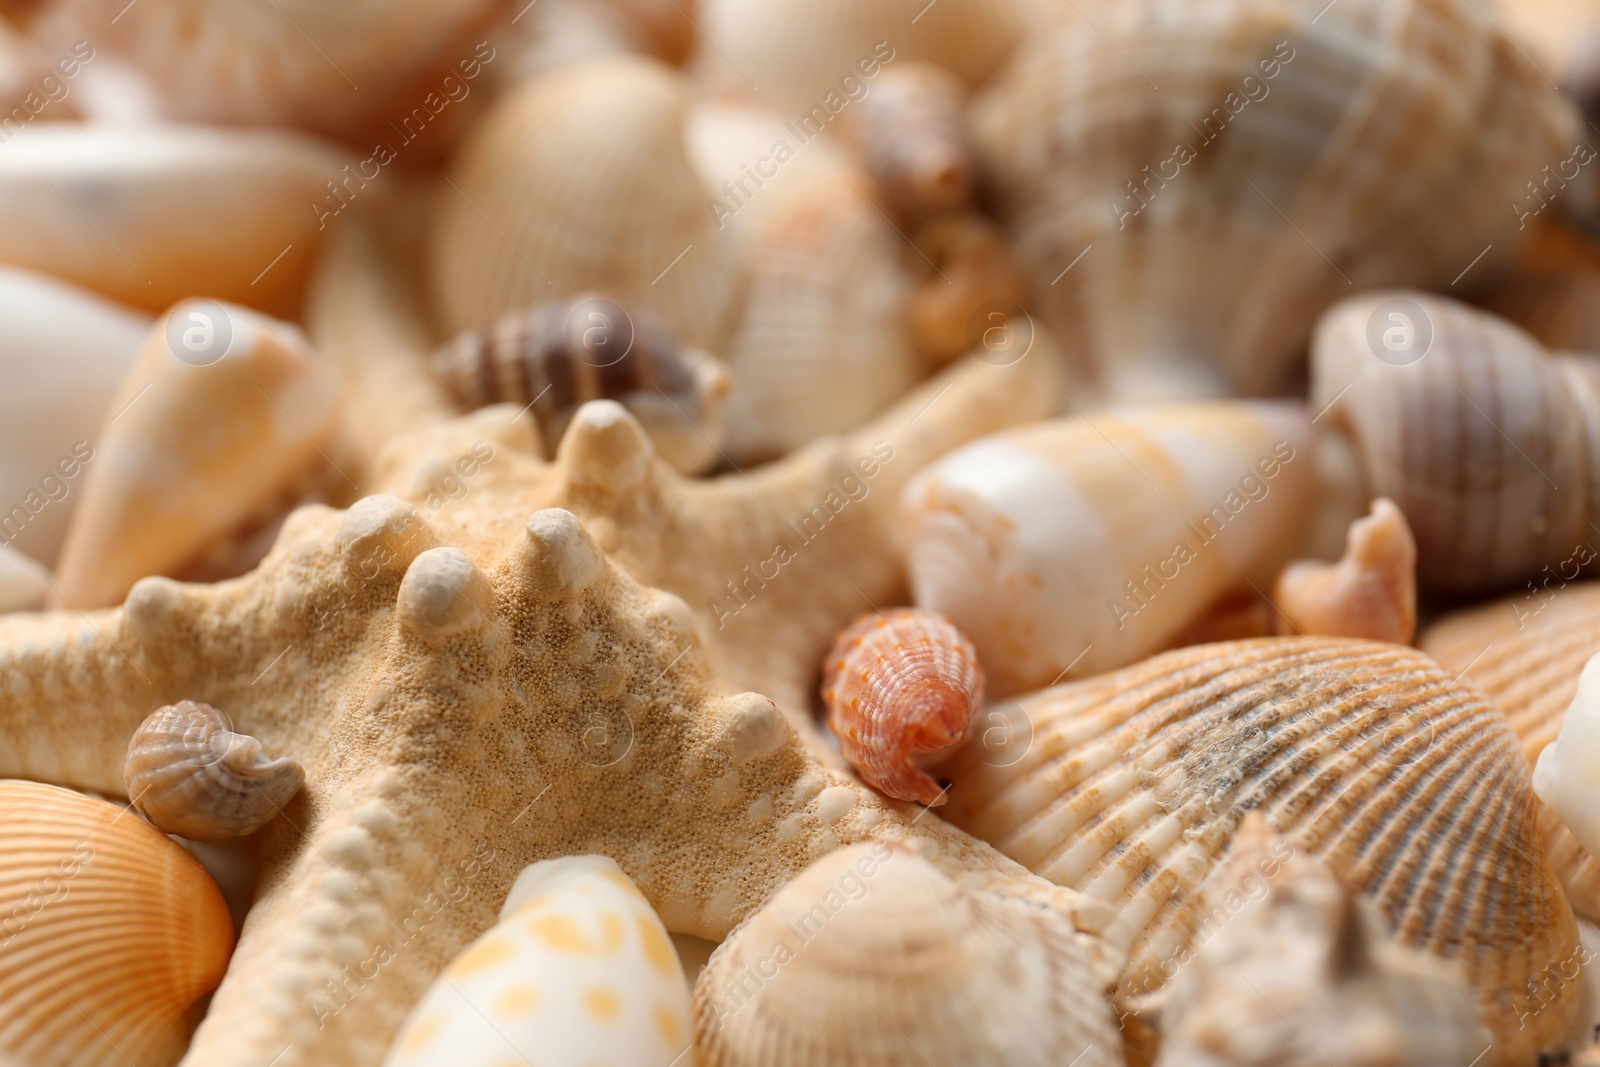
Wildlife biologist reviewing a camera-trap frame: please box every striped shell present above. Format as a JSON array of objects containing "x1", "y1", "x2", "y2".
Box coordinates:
[
  {"x1": 820, "y1": 609, "x2": 984, "y2": 806},
  {"x1": 837, "y1": 63, "x2": 974, "y2": 225},
  {"x1": 974, "y1": 0, "x2": 1580, "y2": 400},
  {"x1": 1272, "y1": 497, "x2": 1417, "y2": 645},
  {"x1": 941, "y1": 638, "x2": 1579, "y2": 1064},
  {"x1": 432, "y1": 296, "x2": 733, "y2": 474},
  {"x1": 692, "y1": 842, "x2": 1123, "y2": 1067},
  {"x1": 384, "y1": 855, "x2": 691, "y2": 1067},
  {"x1": 125, "y1": 701, "x2": 305, "y2": 842},
  {"x1": 1311, "y1": 291, "x2": 1600, "y2": 594},
  {"x1": 0, "y1": 779, "x2": 234, "y2": 1067}
]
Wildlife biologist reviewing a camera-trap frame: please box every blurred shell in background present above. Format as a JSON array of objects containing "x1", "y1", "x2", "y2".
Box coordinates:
[
  {"x1": 836, "y1": 62, "x2": 974, "y2": 226},
  {"x1": 0, "y1": 544, "x2": 48, "y2": 613},
  {"x1": 975, "y1": 0, "x2": 1581, "y2": 400},
  {"x1": 485, "y1": 0, "x2": 699, "y2": 88},
  {"x1": 1482, "y1": 224, "x2": 1600, "y2": 353}
]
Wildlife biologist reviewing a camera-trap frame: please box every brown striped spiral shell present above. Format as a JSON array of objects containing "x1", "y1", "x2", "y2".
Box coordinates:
[{"x1": 838, "y1": 63, "x2": 975, "y2": 225}]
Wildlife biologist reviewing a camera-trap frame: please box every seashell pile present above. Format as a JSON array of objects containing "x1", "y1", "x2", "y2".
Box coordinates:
[{"x1": 5, "y1": 0, "x2": 1600, "y2": 1064}]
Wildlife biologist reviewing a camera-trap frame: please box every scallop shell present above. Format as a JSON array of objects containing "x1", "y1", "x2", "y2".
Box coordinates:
[
  {"x1": 941, "y1": 637, "x2": 1580, "y2": 1063},
  {"x1": 383, "y1": 855, "x2": 692, "y2": 1067},
  {"x1": 836, "y1": 62, "x2": 973, "y2": 225},
  {"x1": 1272, "y1": 497, "x2": 1417, "y2": 645},
  {"x1": 430, "y1": 55, "x2": 740, "y2": 352},
  {"x1": 52, "y1": 301, "x2": 337, "y2": 609},
  {"x1": 0, "y1": 779, "x2": 234, "y2": 1067},
  {"x1": 0, "y1": 123, "x2": 346, "y2": 315},
  {"x1": 1310, "y1": 291, "x2": 1600, "y2": 594},
  {"x1": 0, "y1": 544, "x2": 48, "y2": 614},
  {"x1": 900, "y1": 400, "x2": 1325, "y2": 695},
  {"x1": 431, "y1": 295, "x2": 733, "y2": 474},
  {"x1": 124, "y1": 701, "x2": 305, "y2": 842},
  {"x1": 1142, "y1": 814, "x2": 1491, "y2": 1067},
  {"x1": 692, "y1": 842, "x2": 1123, "y2": 1067},
  {"x1": 820, "y1": 608, "x2": 984, "y2": 806},
  {"x1": 974, "y1": 0, "x2": 1580, "y2": 400}
]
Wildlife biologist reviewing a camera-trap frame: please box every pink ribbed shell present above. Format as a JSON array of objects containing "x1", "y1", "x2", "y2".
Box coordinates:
[{"x1": 821, "y1": 608, "x2": 985, "y2": 806}]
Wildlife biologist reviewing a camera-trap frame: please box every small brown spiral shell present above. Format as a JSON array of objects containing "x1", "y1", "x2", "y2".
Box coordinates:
[
  {"x1": 125, "y1": 700, "x2": 305, "y2": 841},
  {"x1": 839, "y1": 63, "x2": 975, "y2": 224}
]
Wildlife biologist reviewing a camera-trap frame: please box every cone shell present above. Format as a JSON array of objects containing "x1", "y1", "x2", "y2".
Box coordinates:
[
  {"x1": 52, "y1": 301, "x2": 337, "y2": 609},
  {"x1": 692, "y1": 842, "x2": 1123, "y2": 1067},
  {"x1": 941, "y1": 637, "x2": 1579, "y2": 1064},
  {"x1": 383, "y1": 855, "x2": 692, "y2": 1067},
  {"x1": 0, "y1": 124, "x2": 347, "y2": 315},
  {"x1": 901, "y1": 400, "x2": 1319, "y2": 694},
  {"x1": 820, "y1": 608, "x2": 985, "y2": 806},
  {"x1": 431, "y1": 55, "x2": 740, "y2": 351},
  {"x1": 1272, "y1": 497, "x2": 1417, "y2": 645},
  {"x1": 974, "y1": 0, "x2": 1580, "y2": 400},
  {"x1": 0, "y1": 779, "x2": 234, "y2": 1067}
]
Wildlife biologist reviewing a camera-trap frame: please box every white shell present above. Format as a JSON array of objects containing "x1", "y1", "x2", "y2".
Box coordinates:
[{"x1": 1536, "y1": 654, "x2": 1600, "y2": 862}]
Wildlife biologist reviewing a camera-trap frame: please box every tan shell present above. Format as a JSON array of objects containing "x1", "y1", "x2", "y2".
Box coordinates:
[
  {"x1": 0, "y1": 545, "x2": 48, "y2": 614},
  {"x1": 836, "y1": 62, "x2": 973, "y2": 225},
  {"x1": 1310, "y1": 291, "x2": 1600, "y2": 594},
  {"x1": 0, "y1": 779, "x2": 234, "y2": 1067},
  {"x1": 1142, "y1": 814, "x2": 1491, "y2": 1067},
  {"x1": 1483, "y1": 260, "x2": 1600, "y2": 355},
  {"x1": 692, "y1": 842, "x2": 1122, "y2": 1067},
  {"x1": 125, "y1": 701, "x2": 305, "y2": 842},
  {"x1": 974, "y1": 0, "x2": 1580, "y2": 400},
  {"x1": 1272, "y1": 497, "x2": 1417, "y2": 645},
  {"x1": 941, "y1": 637, "x2": 1580, "y2": 1064},
  {"x1": 430, "y1": 55, "x2": 740, "y2": 351},
  {"x1": 904, "y1": 213, "x2": 1031, "y2": 368}
]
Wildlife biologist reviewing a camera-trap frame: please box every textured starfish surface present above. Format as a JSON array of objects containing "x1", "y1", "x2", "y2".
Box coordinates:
[{"x1": 0, "y1": 349, "x2": 1099, "y2": 1065}]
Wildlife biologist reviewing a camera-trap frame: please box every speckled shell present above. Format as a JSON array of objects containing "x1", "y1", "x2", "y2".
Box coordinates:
[
  {"x1": 1272, "y1": 497, "x2": 1417, "y2": 644},
  {"x1": 837, "y1": 63, "x2": 973, "y2": 225},
  {"x1": 941, "y1": 638, "x2": 1580, "y2": 1064},
  {"x1": 900, "y1": 400, "x2": 1326, "y2": 695},
  {"x1": 431, "y1": 55, "x2": 740, "y2": 352},
  {"x1": 974, "y1": 0, "x2": 1580, "y2": 400},
  {"x1": 1310, "y1": 291, "x2": 1600, "y2": 594},
  {"x1": 820, "y1": 609, "x2": 984, "y2": 806},
  {"x1": 432, "y1": 296, "x2": 732, "y2": 475},
  {"x1": 692, "y1": 842, "x2": 1123, "y2": 1067},
  {"x1": 0, "y1": 124, "x2": 346, "y2": 315},
  {"x1": 52, "y1": 301, "x2": 337, "y2": 609},
  {"x1": 125, "y1": 701, "x2": 305, "y2": 842},
  {"x1": 0, "y1": 779, "x2": 234, "y2": 1067},
  {"x1": 383, "y1": 855, "x2": 692, "y2": 1067}
]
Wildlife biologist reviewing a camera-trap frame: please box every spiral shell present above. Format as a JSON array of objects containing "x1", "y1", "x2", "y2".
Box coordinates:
[
  {"x1": 837, "y1": 63, "x2": 973, "y2": 225},
  {"x1": 692, "y1": 842, "x2": 1123, "y2": 1067},
  {"x1": 125, "y1": 701, "x2": 304, "y2": 842},
  {"x1": 974, "y1": 0, "x2": 1580, "y2": 400},
  {"x1": 0, "y1": 779, "x2": 234, "y2": 1067},
  {"x1": 1272, "y1": 497, "x2": 1417, "y2": 645},
  {"x1": 941, "y1": 637, "x2": 1579, "y2": 1063},
  {"x1": 820, "y1": 608, "x2": 984, "y2": 806},
  {"x1": 904, "y1": 214, "x2": 1030, "y2": 368}
]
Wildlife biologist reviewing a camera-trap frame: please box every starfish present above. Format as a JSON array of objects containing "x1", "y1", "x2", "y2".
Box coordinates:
[{"x1": 0, "y1": 344, "x2": 1101, "y2": 1065}]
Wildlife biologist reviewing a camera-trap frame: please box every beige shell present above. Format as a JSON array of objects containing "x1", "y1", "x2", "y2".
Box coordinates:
[
  {"x1": 1310, "y1": 291, "x2": 1600, "y2": 594},
  {"x1": 1141, "y1": 813, "x2": 1491, "y2": 1067},
  {"x1": 0, "y1": 779, "x2": 234, "y2": 1067},
  {"x1": 974, "y1": 0, "x2": 1580, "y2": 400},
  {"x1": 1272, "y1": 497, "x2": 1417, "y2": 644},
  {"x1": 0, "y1": 123, "x2": 346, "y2": 315},
  {"x1": 0, "y1": 544, "x2": 48, "y2": 614},
  {"x1": 125, "y1": 701, "x2": 305, "y2": 842},
  {"x1": 52, "y1": 301, "x2": 337, "y2": 609},
  {"x1": 692, "y1": 842, "x2": 1122, "y2": 1067},
  {"x1": 836, "y1": 62, "x2": 973, "y2": 225},
  {"x1": 900, "y1": 400, "x2": 1327, "y2": 694},
  {"x1": 430, "y1": 55, "x2": 740, "y2": 352},
  {"x1": 941, "y1": 637, "x2": 1580, "y2": 1064}
]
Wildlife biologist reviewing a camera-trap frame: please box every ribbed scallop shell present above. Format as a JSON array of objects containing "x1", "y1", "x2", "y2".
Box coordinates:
[
  {"x1": 1272, "y1": 497, "x2": 1417, "y2": 644},
  {"x1": 941, "y1": 638, "x2": 1579, "y2": 1064},
  {"x1": 900, "y1": 400, "x2": 1324, "y2": 695},
  {"x1": 125, "y1": 701, "x2": 304, "y2": 842},
  {"x1": 430, "y1": 55, "x2": 740, "y2": 352},
  {"x1": 0, "y1": 779, "x2": 234, "y2": 1067},
  {"x1": 1310, "y1": 291, "x2": 1600, "y2": 594},
  {"x1": 692, "y1": 842, "x2": 1123, "y2": 1067},
  {"x1": 432, "y1": 296, "x2": 733, "y2": 474},
  {"x1": 820, "y1": 609, "x2": 984, "y2": 806},
  {"x1": 974, "y1": 0, "x2": 1580, "y2": 400}
]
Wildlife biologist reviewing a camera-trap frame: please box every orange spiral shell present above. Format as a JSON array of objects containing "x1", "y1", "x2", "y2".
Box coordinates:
[{"x1": 821, "y1": 608, "x2": 985, "y2": 806}]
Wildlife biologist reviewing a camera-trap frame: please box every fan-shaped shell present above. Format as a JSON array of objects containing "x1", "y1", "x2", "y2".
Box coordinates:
[
  {"x1": 0, "y1": 779, "x2": 234, "y2": 1067},
  {"x1": 974, "y1": 0, "x2": 1581, "y2": 400},
  {"x1": 384, "y1": 854, "x2": 692, "y2": 1067},
  {"x1": 941, "y1": 637, "x2": 1579, "y2": 1064},
  {"x1": 820, "y1": 608, "x2": 984, "y2": 805},
  {"x1": 1310, "y1": 291, "x2": 1600, "y2": 594},
  {"x1": 431, "y1": 55, "x2": 740, "y2": 352},
  {"x1": 900, "y1": 400, "x2": 1325, "y2": 694},
  {"x1": 693, "y1": 842, "x2": 1123, "y2": 1067}
]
